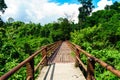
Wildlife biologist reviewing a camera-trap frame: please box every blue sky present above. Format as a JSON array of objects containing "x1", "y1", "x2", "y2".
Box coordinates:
[
  {"x1": 50, "y1": 0, "x2": 120, "y2": 7},
  {"x1": 1, "y1": 0, "x2": 120, "y2": 25},
  {"x1": 49, "y1": 0, "x2": 79, "y2": 4}
]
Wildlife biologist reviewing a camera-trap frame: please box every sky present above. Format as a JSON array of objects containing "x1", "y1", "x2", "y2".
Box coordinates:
[{"x1": 1, "y1": 0, "x2": 120, "y2": 25}]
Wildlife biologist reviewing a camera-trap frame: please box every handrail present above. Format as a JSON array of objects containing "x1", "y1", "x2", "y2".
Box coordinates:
[
  {"x1": 77, "y1": 46, "x2": 120, "y2": 77},
  {"x1": 0, "y1": 41, "x2": 62, "y2": 80},
  {"x1": 66, "y1": 41, "x2": 120, "y2": 80},
  {"x1": 34, "y1": 55, "x2": 46, "y2": 72},
  {"x1": 0, "y1": 49, "x2": 43, "y2": 80},
  {"x1": 2, "y1": 40, "x2": 119, "y2": 80}
]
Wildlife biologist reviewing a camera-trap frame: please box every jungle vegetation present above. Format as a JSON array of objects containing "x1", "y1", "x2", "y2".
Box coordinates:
[{"x1": 0, "y1": 0, "x2": 120, "y2": 79}]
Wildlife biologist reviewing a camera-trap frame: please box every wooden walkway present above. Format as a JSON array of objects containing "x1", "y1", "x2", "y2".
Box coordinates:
[
  {"x1": 37, "y1": 42, "x2": 85, "y2": 80},
  {"x1": 52, "y1": 41, "x2": 75, "y2": 63},
  {"x1": 1, "y1": 41, "x2": 120, "y2": 80}
]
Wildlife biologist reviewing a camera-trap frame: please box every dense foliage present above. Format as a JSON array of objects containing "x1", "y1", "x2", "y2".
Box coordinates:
[
  {"x1": 71, "y1": 1, "x2": 120, "y2": 80},
  {"x1": 0, "y1": 21, "x2": 53, "y2": 79},
  {"x1": 0, "y1": 0, "x2": 120, "y2": 80},
  {"x1": 0, "y1": 16, "x2": 78, "y2": 79}
]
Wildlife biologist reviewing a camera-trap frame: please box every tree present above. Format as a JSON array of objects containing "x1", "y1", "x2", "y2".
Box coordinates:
[
  {"x1": 0, "y1": 0, "x2": 7, "y2": 13},
  {"x1": 8, "y1": 17, "x2": 14, "y2": 23},
  {"x1": 0, "y1": 0, "x2": 7, "y2": 27},
  {"x1": 59, "y1": 18, "x2": 71, "y2": 40},
  {"x1": 0, "y1": 16, "x2": 4, "y2": 26},
  {"x1": 105, "y1": 5, "x2": 111, "y2": 10},
  {"x1": 78, "y1": 0, "x2": 94, "y2": 27},
  {"x1": 110, "y1": 1, "x2": 120, "y2": 13},
  {"x1": 105, "y1": 1, "x2": 120, "y2": 12}
]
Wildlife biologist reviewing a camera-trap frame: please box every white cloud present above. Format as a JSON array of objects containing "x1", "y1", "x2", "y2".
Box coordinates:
[
  {"x1": 93, "y1": 0, "x2": 113, "y2": 12},
  {"x1": 2, "y1": 0, "x2": 80, "y2": 25}
]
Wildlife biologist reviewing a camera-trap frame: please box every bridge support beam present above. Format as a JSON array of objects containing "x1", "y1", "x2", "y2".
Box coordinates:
[{"x1": 87, "y1": 58, "x2": 95, "y2": 80}]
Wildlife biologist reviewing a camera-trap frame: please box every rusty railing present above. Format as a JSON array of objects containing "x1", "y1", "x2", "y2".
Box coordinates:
[
  {"x1": 66, "y1": 41, "x2": 120, "y2": 80},
  {"x1": 0, "y1": 41, "x2": 62, "y2": 80}
]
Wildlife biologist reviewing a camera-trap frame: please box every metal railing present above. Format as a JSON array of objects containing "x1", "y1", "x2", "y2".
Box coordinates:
[
  {"x1": 0, "y1": 41, "x2": 62, "y2": 80},
  {"x1": 66, "y1": 41, "x2": 120, "y2": 80}
]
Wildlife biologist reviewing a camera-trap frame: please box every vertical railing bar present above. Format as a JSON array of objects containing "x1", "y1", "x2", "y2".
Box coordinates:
[
  {"x1": 42, "y1": 47, "x2": 48, "y2": 66},
  {"x1": 26, "y1": 57, "x2": 34, "y2": 80},
  {"x1": 87, "y1": 57, "x2": 95, "y2": 80},
  {"x1": 75, "y1": 48, "x2": 80, "y2": 67}
]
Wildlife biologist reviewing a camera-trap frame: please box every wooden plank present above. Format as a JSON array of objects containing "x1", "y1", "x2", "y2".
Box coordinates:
[{"x1": 51, "y1": 42, "x2": 75, "y2": 63}]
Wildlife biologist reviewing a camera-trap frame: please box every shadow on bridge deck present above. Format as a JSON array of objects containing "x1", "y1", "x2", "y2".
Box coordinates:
[
  {"x1": 37, "y1": 41, "x2": 86, "y2": 80},
  {"x1": 37, "y1": 63, "x2": 86, "y2": 80}
]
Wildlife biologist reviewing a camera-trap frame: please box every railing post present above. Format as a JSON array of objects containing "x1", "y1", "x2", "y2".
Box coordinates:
[
  {"x1": 42, "y1": 47, "x2": 48, "y2": 66},
  {"x1": 26, "y1": 59, "x2": 34, "y2": 80},
  {"x1": 24, "y1": 43, "x2": 34, "y2": 80},
  {"x1": 87, "y1": 57, "x2": 95, "y2": 80},
  {"x1": 75, "y1": 48, "x2": 80, "y2": 67}
]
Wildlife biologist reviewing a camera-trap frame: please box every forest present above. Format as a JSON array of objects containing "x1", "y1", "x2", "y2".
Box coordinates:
[{"x1": 0, "y1": 0, "x2": 120, "y2": 80}]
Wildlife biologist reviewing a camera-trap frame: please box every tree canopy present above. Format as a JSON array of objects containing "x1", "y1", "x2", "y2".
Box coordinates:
[
  {"x1": 0, "y1": 1, "x2": 120, "y2": 80},
  {"x1": 78, "y1": 0, "x2": 94, "y2": 27},
  {"x1": 0, "y1": 0, "x2": 7, "y2": 13},
  {"x1": 0, "y1": 0, "x2": 7, "y2": 26}
]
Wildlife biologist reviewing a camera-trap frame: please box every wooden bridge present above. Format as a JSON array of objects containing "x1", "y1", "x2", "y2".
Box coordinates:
[{"x1": 0, "y1": 41, "x2": 120, "y2": 80}]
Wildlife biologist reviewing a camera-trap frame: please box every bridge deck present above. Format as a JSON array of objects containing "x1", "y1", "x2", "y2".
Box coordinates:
[
  {"x1": 52, "y1": 41, "x2": 75, "y2": 63},
  {"x1": 37, "y1": 42, "x2": 86, "y2": 80}
]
